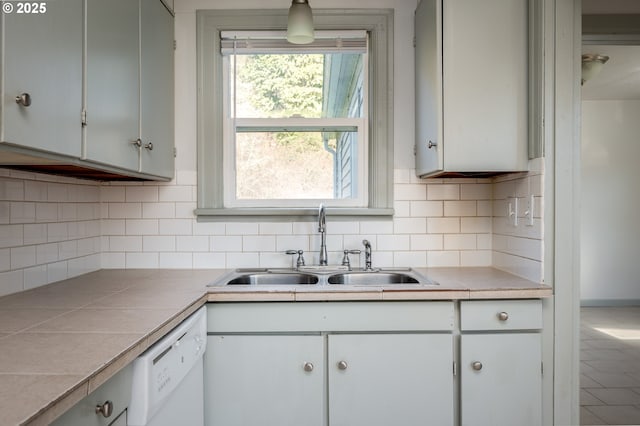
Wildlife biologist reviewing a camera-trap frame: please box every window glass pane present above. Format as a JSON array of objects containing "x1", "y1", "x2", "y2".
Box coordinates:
[
  {"x1": 231, "y1": 53, "x2": 364, "y2": 119},
  {"x1": 235, "y1": 130, "x2": 358, "y2": 200}
]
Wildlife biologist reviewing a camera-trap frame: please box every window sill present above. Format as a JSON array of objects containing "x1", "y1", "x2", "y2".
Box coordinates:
[{"x1": 194, "y1": 207, "x2": 394, "y2": 222}]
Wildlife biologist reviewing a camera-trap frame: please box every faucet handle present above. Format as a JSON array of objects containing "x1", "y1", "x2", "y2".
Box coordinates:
[
  {"x1": 341, "y1": 249, "x2": 361, "y2": 269},
  {"x1": 285, "y1": 250, "x2": 305, "y2": 268}
]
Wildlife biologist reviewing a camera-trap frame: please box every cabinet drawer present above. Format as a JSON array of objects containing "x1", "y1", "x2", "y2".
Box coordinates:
[{"x1": 460, "y1": 300, "x2": 542, "y2": 331}]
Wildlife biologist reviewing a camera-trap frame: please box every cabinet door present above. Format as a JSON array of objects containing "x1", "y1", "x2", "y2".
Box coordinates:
[
  {"x1": 328, "y1": 333, "x2": 454, "y2": 426},
  {"x1": 441, "y1": 0, "x2": 528, "y2": 172},
  {"x1": 414, "y1": 0, "x2": 443, "y2": 176},
  {"x1": 140, "y1": 0, "x2": 174, "y2": 178},
  {"x1": 85, "y1": 0, "x2": 140, "y2": 171},
  {"x1": 461, "y1": 333, "x2": 541, "y2": 426},
  {"x1": 205, "y1": 335, "x2": 324, "y2": 426},
  {"x1": 2, "y1": 0, "x2": 82, "y2": 156}
]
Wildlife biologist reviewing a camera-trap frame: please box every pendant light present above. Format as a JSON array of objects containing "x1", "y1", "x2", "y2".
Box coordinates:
[
  {"x1": 287, "y1": 0, "x2": 314, "y2": 44},
  {"x1": 581, "y1": 54, "x2": 609, "y2": 86}
]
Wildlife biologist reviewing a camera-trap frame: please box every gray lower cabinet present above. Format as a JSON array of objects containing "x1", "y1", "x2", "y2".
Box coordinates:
[
  {"x1": 459, "y1": 300, "x2": 543, "y2": 426},
  {"x1": 204, "y1": 302, "x2": 455, "y2": 426},
  {"x1": 51, "y1": 364, "x2": 133, "y2": 426}
]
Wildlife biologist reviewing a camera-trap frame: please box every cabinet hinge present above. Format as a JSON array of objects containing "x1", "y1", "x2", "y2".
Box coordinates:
[
  {"x1": 541, "y1": 362, "x2": 544, "y2": 376},
  {"x1": 173, "y1": 147, "x2": 177, "y2": 158},
  {"x1": 453, "y1": 361, "x2": 457, "y2": 376},
  {"x1": 413, "y1": 35, "x2": 416, "y2": 48},
  {"x1": 81, "y1": 109, "x2": 87, "y2": 127},
  {"x1": 174, "y1": 40, "x2": 177, "y2": 50}
]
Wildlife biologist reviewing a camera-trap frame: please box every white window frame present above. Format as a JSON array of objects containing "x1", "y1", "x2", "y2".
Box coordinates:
[{"x1": 195, "y1": 9, "x2": 394, "y2": 220}]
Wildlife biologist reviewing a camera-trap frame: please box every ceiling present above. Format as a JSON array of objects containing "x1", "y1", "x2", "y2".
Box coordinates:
[{"x1": 581, "y1": 0, "x2": 640, "y2": 101}]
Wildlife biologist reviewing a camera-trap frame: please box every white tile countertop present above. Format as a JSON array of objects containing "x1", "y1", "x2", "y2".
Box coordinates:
[{"x1": 0, "y1": 268, "x2": 551, "y2": 425}]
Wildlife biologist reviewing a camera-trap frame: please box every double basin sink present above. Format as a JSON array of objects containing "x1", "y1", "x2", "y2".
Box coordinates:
[{"x1": 211, "y1": 267, "x2": 438, "y2": 287}]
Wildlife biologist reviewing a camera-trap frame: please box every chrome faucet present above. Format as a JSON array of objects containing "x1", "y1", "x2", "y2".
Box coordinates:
[
  {"x1": 363, "y1": 239, "x2": 372, "y2": 270},
  {"x1": 318, "y1": 204, "x2": 328, "y2": 266}
]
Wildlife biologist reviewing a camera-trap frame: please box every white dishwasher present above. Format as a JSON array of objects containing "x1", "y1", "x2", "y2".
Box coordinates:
[{"x1": 128, "y1": 306, "x2": 206, "y2": 426}]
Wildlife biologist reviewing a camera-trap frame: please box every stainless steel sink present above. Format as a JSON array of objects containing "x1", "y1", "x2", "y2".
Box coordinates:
[
  {"x1": 327, "y1": 269, "x2": 438, "y2": 286},
  {"x1": 225, "y1": 272, "x2": 319, "y2": 285}
]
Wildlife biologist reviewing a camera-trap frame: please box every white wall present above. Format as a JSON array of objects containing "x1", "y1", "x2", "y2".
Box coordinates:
[{"x1": 581, "y1": 100, "x2": 640, "y2": 303}]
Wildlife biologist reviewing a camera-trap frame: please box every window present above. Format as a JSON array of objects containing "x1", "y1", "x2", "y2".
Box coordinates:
[{"x1": 196, "y1": 9, "x2": 393, "y2": 219}]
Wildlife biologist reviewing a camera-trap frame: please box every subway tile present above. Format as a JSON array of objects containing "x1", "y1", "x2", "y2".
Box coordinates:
[
  {"x1": 444, "y1": 201, "x2": 477, "y2": 217},
  {"x1": 100, "y1": 186, "x2": 125, "y2": 202},
  {"x1": 59, "y1": 240, "x2": 78, "y2": 260},
  {"x1": 174, "y1": 202, "x2": 196, "y2": 219},
  {"x1": 0, "y1": 224, "x2": 24, "y2": 248},
  {"x1": 126, "y1": 253, "x2": 159, "y2": 269},
  {"x1": 47, "y1": 260, "x2": 68, "y2": 283},
  {"x1": 47, "y1": 223, "x2": 68, "y2": 243},
  {"x1": 477, "y1": 234, "x2": 492, "y2": 250},
  {"x1": 260, "y1": 252, "x2": 291, "y2": 268},
  {"x1": 329, "y1": 221, "x2": 359, "y2": 235},
  {"x1": 142, "y1": 203, "x2": 176, "y2": 219},
  {"x1": 428, "y1": 217, "x2": 460, "y2": 234},
  {"x1": 461, "y1": 217, "x2": 492, "y2": 234},
  {"x1": 394, "y1": 200, "x2": 411, "y2": 218},
  {"x1": 343, "y1": 234, "x2": 369, "y2": 251},
  {"x1": 276, "y1": 235, "x2": 309, "y2": 252},
  {"x1": 376, "y1": 235, "x2": 410, "y2": 251},
  {"x1": 177, "y1": 236, "x2": 209, "y2": 252},
  {"x1": 126, "y1": 186, "x2": 159, "y2": 202},
  {"x1": 159, "y1": 252, "x2": 193, "y2": 268},
  {"x1": 394, "y1": 184, "x2": 427, "y2": 201},
  {"x1": 0, "y1": 248, "x2": 9, "y2": 272},
  {"x1": 210, "y1": 235, "x2": 242, "y2": 252},
  {"x1": 11, "y1": 246, "x2": 36, "y2": 269},
  {"x1": 460, "y1": 183, "x2": 492, "y2": 200},
  {"x1": 108, "y1": 203, "x2": 142, "y2": 219},
  {"x1": 125, "y1": 219, "x2": 159, "y2": 236},
  {"x1": 393, "y1": 251, "x2": 427, "y2": 268},
  {"x1": 373, "y1": 251, "x2": 393, "y2": 267},
  {"x1": 226, "y1": 252, "x2": 259, "y2": 268},
  {"x1": 493, "y1": 180, "x2": 516, "y2": 200},
  {"x1": 444, "y1": 234, "x2": 477, "y2": 250},
  {"x1": 109, "y1": 236, "x2": 143, "y2": 252},
  {"x1": 0, "y1": 179, "x2": 24, "y2": 201},
  {"x1": 11, "y1": 202, "x2": 36, "y2": 223},
  {"x1": 23, "y1": 265, "x2": 47, "y2": 290},
  {"x1": 292, "y1": 221, "x2": 315, "y2": 235},
  {"x1": 460, "y1": 250, "x2": 492, "y2": 267},
  {"x1": 477, "y1": 200, "x2": 493, "y2": 217},
  {"x1": 158, "y1": 219, "x2": 192, "y2": 235},
  {"x1": 427, "y1": 251, "x2": 460, "y2": 267},
  {"x1": 36, "y1": 243, "x2": 59, "y2": 264},
  {"x1": 259, "y1": 222, "x2": 293, "y2": 235},
  {"x1": 77, "y1": 238, "x2": 97, "y2": 256},
  {"x1": 193, "y1": 221, "x2": 225, "y2": 236},
  {"x1": 47, "y1": 183, "x2": 68, "y2": 202},
  {"x1": 193, "y1": 253, "x2": 226, "y2": 269},
  {"x1": 23, "y1": 181, "x2": 47, "y2": 201},
  {"x1": 226, "y1": 223, "x2": 258, "y2": 236},
  {"x1": 102, "y1": 220, "x2": 126, "y2": 236},
  {"x1": 143, "y1": 236, "x2": 175, "y2": 252},
  {"x1": 0, "y1": 202, "x2": 9, "y2": 224},
  {"x1": 360, "y1": 221, "x2": 393, "y2": 235},
  {"x1": 410, "y1": 201, "x2": 443, "y2": 217},
  {"x1": 58, "y1": 203, "x2": 77, "y2": 221},
  {"x1": 102, "y1": 252, "x2": 126, "y2": 269},
  {"x1": 176, "y1": 170, "x2": 197, "y2": 186},
  {"x1": 393, "y1": 217, "x2": 426, "y2": 234},
  {"x1": 427, "y1": 184, "x2": 459, "y2": 201},
  {"x1": 394, "y1": 168, "x2": 412, "y2": 184},
  {"x1": 0, "y1": 270, "x2": 24, "y2": 296},
  {"x1": 158, "y1": 185, "x2": 193, "y2": 202},
  {"x1": 411, "y1": 234, "x2": 443, "y2": 251}
]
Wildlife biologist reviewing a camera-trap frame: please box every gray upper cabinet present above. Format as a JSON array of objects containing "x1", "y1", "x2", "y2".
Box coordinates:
[
  {"x1": 140, "y1": 0, "x2": 175, "y2": 178},
  {"x1": 415, "y1": 0, "x2": 529, "y2": 178},
  {"x1": 85, "y1": 0, "x2": 141, "y2": 172},
  {"x1": 1, "y1": 0, "x2": 83, "y2": 157},
  {"x1": 0, "y1": 0, "x2": 173, "y2": 181}
]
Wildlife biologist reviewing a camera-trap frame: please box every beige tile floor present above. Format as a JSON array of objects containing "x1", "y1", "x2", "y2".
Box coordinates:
[{"x1": 581, "y1": 307, "x2": 640, "y2": 425}]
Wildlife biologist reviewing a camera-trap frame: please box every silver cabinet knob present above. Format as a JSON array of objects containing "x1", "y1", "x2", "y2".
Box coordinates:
[
  {"x1": 428, "y1": 140, "x2": 437, "y2": 149},
  {"x1": 95, "y1": 400, "x2": 113, "y2": 418},
  {"x1": 337, "y1": 361, "x2": 348, "y2": 370},
  {"x1": 472, "y1": 361, "x2": 483, "y2": 371},
  {"x1": 15, "y1": 93, "x2": 32, "y2": 107},
  {"x1": 144, "y1": 142, "x2": 154, "y2": 151},
  {"x1": 131, "y1": 138, "x2": 142, "y2": 148},
  {"x1": 303, "y1": 362, "x2": 314, "y2": 372},
  {"x1": 497, "y1": 311, "x2": 509, "y2": 321}
]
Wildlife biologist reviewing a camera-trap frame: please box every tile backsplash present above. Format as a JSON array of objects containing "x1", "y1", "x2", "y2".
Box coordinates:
[{"x1": 0, "y1": 166, "x2": 544, "y2": 296}]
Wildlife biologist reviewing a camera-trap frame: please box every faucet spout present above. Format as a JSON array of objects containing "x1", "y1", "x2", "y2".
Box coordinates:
[{"x1": 318, "y1": 204, "x2": 328, "y2": 266}]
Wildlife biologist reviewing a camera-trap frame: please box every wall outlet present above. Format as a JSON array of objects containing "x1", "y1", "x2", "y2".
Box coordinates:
[
  {"x1": 508, "y1": 197, "x2": 518, "y2": 227},
  {"x1": 524, "y1": 194, "x2": 535, "y2": 227}
]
